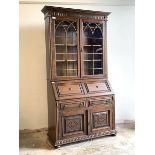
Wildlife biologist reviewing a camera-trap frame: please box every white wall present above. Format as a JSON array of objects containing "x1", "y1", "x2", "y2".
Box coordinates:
[{"x1": 19, "y1": 3, "x2": 134, "y2": 129}]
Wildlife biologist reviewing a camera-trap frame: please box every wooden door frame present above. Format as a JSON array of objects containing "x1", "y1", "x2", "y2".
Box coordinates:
[
  {"x1": 80, "y1": 18, "x2": 108, "y2": 79},
  {"x1": 51, "y1": 17, "x2": 81, "y2": 80}
]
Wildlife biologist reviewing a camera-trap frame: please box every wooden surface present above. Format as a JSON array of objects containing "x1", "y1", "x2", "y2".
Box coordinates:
[{"x1": 42, "y1": 6, "x2": 115, "y2": 147}]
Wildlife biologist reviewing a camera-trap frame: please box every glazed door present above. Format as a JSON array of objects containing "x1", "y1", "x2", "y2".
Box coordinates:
[
  {"x1": 54, "y1": 18, "x2": 80, "y2": 79},
  {"x1": 88, "y1": 97, "x2": 113, "y2": 134},
  {"x1": 80, "y1": 19, "x2": 106, "y2": 78},
  {"x1": 58, "y1": 100, "x2": 87, "y2": 139}
]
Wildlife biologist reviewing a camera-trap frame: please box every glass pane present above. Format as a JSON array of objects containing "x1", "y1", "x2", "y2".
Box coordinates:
[
  {"x1": 84, "y1": 69, "x2": 93, "y2": 75},
  {"x1": 84, "y1": 53, "x2": 93, "y2": 60},
  {"x1": 83, "y1": 22, "x2": 103, "y2": 75},
  {"x1": 94, "y1": 69, "x2": 103, "y2": 75},
  {"x1": 56, "y1": 61, "x2": 67, "y2": 76},
  {"x1": 55, "y1": 20, "x2": 78, "y2": 77},
  {"x1": 84, "y1": 46, "x2": 93, "y2": 53},
  {"x1": 68, "y1": 61, "x2": 77, "y2": 69},
  {"x1": 94, "y1": 61, "x2": 102, "y2": 68},
  {"x1": 67, "y1": 25, "x2": 77, "y2": 45},
  {"x1": 56, "y1": 45, "x2": 66, "y2": 53},
  {"x1": 55, "y1": 36, "x2": 66, "y2": 44},
  {"x1": 67, "y1": 53, "x2": 77, "y2": 60},
  {"x1": 67, "y1": 46, "x2": 77, "y2": 53},
  {"x1": 84, "y1": 61, "x2": 93, "y2": 68},
  {"x1": 94, "y1": 54, "x2": 102, "y2": 60},
  {"x1": 84, "y1": 61, "x2": 93, "y2": 75},
  {"x1": 56, "y1": 53, "x2": 66, "y2": 60},
  {"x1": 67, "y1": 70, "x2": 77, "y2": 76}
]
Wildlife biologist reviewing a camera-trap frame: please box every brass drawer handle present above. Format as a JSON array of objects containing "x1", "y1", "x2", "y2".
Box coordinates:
[
  {"x1": 68, "y1": 87, "x2": 72, "y2": 91},
  {"x1": 105, "y1": 100, "x2": 109, "y2": 104},
  {"x1": 79, "y1": 102, "x2": 84, "y2": 107}
]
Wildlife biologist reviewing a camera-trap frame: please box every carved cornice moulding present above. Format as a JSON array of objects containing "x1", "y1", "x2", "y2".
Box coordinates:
[{"x1": 19, "y1": 0, "x2": 135, "y2": 6}]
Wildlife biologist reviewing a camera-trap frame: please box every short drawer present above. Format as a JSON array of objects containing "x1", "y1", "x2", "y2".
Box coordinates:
[
  {"x1": 59, "y1": 100, "x2": 86, "y2": 110},
  {"x1": 88, "y1": 96, "x2": 112, "y2": 107}
]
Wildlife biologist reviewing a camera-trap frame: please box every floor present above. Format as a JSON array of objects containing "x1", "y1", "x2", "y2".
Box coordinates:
[{"x1": 19, "y1": 123, "x2": 135, "y2": 155}]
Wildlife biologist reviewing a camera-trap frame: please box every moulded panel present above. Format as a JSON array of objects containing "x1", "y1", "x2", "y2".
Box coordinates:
[
  {"x1": 93, "y1": 111, "x2": 110, "y2": 128},
  {"x1": 63, "y1": 114, "x2": 84, "y2": 135}
]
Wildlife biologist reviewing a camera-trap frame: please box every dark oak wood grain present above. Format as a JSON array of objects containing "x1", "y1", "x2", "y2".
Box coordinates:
[{"x1": 42, "y1": 6, "x2": 116, "y2": 147}]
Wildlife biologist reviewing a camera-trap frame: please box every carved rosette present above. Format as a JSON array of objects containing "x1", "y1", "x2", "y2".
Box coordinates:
[{"x1": 65, "y1": 118, "x2": 81, "y2": 133}]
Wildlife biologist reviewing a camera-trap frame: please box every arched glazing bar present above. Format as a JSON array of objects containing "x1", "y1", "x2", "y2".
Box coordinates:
[
  {"x1": 55, "y1": 20, "x2": 78, "y2": 76},
  {"x1": 83, "y1": 22, "x2": 103, "y2": 75}
]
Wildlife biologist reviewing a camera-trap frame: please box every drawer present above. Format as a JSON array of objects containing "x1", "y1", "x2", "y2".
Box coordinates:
[
  {"x1": 59, "y1": 100, "x2": 86, "y2": 110},
  {"x1": 88, "y1": 96, "x2": 112, "y2": 107},
  {"x1": 84, "y1": 80, "x2": 111, "y2": 94},
  {"x1": 54, "y1": 82, "x2": 85, "y2": 97}
]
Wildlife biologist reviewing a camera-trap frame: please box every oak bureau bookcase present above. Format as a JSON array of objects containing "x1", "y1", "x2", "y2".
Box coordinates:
[{"x1": 41, "y1": 6, "x2": 116, "y2": 147}]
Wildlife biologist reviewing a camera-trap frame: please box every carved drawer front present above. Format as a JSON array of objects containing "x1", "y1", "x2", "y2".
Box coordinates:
[
  {"x1": 89, "y1": 96, "x2": 112, "y2": 107},
  {"x1": 84, "y1": 80, "x2": 111, "y2": 94},
  {"x1": 55, "y1": 82, "x2": 85, "y2": 97},
  {"x1": 59, "y1": 100, "x2": 86, "y2": 110}
]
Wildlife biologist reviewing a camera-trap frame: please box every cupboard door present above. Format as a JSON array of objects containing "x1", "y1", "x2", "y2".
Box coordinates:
[
  {"x1": 58, "y1": 100, "x2": 87, "y2": 139},
  {"x1": 88, "y1": 98, "x2": 113, "y2": 134},
  {"x1": 54, "y1": 18, "x2": 80, "y2": 79},
  {"x1": 81, "y1": 19, "x2": 105, "y2": 78}
]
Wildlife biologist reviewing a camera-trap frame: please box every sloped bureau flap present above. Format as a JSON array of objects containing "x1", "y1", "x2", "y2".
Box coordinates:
[{"x1": 52, "y1": 80, "x2": 113, "y2": 100}]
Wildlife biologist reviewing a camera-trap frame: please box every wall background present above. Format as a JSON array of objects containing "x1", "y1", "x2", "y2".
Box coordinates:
[{"x1": 19, "y1": 0, "x2": 135, "y2": 130}]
